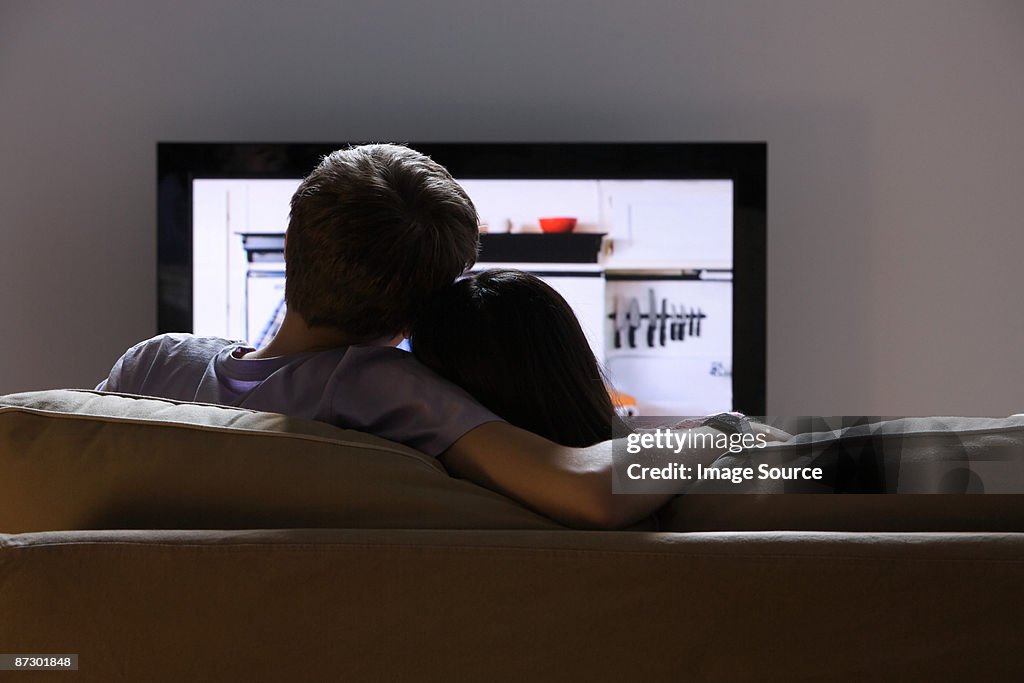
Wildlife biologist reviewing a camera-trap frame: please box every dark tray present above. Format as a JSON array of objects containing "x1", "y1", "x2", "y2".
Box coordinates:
[
  {"x1": 479, "y1": 233, "x2": 605, "y2": 263},
  {"x1": 240, "y1": 233, "x2": 286, "y2": 262}
]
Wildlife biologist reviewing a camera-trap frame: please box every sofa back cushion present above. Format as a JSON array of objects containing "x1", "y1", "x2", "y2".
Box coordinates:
[
  {"x1": 5, "y1": 390, "x2": 1023, "y2": 534},
  {"x1": 0, "y1": 390, "x2": 563, "y2": 533}
]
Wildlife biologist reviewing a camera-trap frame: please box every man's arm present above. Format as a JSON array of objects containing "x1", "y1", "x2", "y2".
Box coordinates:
[{"x1": 441, "y1": 421, "x2": 778, "y2": 529}]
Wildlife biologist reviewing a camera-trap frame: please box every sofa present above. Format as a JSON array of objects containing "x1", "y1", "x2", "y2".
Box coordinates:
[{"x1": 2, "y1": 389, "x2": 1023, "y2": 681}]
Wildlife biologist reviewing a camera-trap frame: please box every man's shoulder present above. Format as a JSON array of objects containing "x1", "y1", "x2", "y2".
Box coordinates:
[
  {"x1": 130, "y1": 333, "x2": 243, "y2": 357},
  {"x1": 101, "y1": 333, "x2": 248, "y2": 397},
  {"x1": 343, "y1": 343, "x2": 419, "y2": 366},
  {"x1": 118, "y1": 333, "x2": 244, "y2": 379},
  {"x1": 338, "y1": 344, "x2": 455, "y2": 385},
  {"x1": 319, "y1": 343, "x2": 503, "y2": 456}
]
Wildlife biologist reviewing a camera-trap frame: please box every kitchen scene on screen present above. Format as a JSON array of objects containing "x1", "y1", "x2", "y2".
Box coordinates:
[{"x1": 192, "y1": 178, "x2": 735, "y2": 416}]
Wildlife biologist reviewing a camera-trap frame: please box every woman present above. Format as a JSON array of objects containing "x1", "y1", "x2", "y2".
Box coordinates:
[{"x1": 411, "y1": 269, "x2": 628, "y2": 447}]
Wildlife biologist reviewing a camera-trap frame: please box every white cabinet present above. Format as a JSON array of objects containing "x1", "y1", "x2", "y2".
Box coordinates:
[{"x1": 601, "y1": 180, "x2": 734, "y2": 270}]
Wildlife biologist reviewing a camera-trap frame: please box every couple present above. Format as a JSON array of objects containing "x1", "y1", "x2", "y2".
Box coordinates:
[{"x1": 98, "y1": 143, "x2": 783, "y2": 528}]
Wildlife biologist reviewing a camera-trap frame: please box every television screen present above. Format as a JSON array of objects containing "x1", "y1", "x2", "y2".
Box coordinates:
[{"x1": 159, "y1": 143, "x2": 765, "y2": 415}]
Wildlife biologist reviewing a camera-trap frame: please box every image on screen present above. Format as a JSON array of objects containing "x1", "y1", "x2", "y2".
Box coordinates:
[{"x1": 192, "y1": 176, "x2": 734, "y2": 416}]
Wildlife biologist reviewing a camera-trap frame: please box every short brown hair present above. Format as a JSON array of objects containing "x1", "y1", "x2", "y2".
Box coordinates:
[{"x1": 285, "y1": 144, "x2": 479, "y2": 340}]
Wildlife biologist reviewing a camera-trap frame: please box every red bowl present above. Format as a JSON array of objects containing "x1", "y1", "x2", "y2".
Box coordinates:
[{"x1": 538, "y1": 217, "x2": 577, "y2": 233}]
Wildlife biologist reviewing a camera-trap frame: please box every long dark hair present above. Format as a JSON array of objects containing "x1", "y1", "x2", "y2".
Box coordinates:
[{"x1": 411, "y1": 269, "x2": 624, "y2": 447}]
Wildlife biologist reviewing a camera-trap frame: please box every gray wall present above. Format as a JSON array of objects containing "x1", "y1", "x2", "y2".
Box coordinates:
[{"x1": 2, "y1": 0, "x2": 1022, "y2": 415}]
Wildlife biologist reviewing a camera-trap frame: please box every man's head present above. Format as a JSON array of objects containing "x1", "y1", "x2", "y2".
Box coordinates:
[{"x1": 284, "y1": 144, "x2": 479, "y2": 341}]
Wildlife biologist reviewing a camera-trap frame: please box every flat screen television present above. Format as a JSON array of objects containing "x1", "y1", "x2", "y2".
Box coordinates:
[{"x1": 158, "y1": 142, "x2": 766, "y2": 415}]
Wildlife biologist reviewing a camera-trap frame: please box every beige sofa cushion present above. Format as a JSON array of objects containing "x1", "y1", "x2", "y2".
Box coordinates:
[
  {"x1": 5, "y1": 390, "x2": 1023, "y2": 534},
  {"x1": 0, "y1": 389, "x2": 563, "y2": 533}
]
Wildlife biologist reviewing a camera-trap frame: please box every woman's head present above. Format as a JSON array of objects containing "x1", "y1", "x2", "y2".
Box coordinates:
[{"x1": 411, "y1": 269, "x2": 620, "y2": 447}]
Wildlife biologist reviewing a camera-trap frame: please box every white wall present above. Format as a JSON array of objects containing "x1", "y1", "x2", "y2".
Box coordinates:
[{"x1": 2, "y1": 0, "x2": 1022, "y2": 415}]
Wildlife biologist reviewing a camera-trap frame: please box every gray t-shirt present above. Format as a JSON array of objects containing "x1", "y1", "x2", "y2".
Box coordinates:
[{"x1": 96, "y1": 333, "x2": 501, "y2": 457}]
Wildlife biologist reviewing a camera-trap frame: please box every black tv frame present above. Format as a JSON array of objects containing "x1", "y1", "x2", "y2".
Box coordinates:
[{"x1": 158, "y1": 142, "x2": 767, "y2": 414}]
